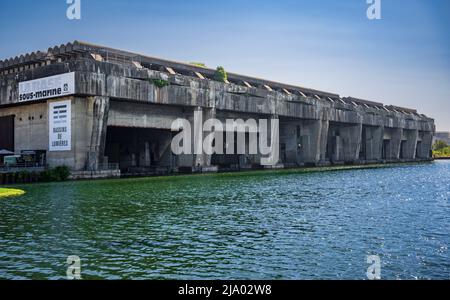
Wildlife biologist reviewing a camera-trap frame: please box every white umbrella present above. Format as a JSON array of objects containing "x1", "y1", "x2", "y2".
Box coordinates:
[{"x1": 0, "y1": 149, "x2": 14, "y2": 155}]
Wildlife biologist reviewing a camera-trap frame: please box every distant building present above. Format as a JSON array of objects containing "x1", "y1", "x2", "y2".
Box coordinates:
[{"x1": 433, "y1": 132, "x2": 450, "y2": 145}]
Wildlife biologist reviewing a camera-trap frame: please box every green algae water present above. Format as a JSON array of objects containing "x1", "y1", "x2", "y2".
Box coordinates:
[{"x1": 0, "y1": 161, "x2": 449, "y2": 279}]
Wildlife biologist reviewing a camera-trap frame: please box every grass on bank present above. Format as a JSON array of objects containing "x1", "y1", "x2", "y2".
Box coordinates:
[
  {"x1": 432, "y1": 140, "x2": 450, "y2": 158},
  {"x1": 433, "y1": 146, "x2": 450, "y2": 158},
  {"x1": 0, "y1": 188, "x2": 25, "y2": 199}
]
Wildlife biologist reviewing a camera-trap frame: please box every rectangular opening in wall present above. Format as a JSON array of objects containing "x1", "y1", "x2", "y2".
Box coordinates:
[
  {"x1": 382, "y1": 139, "x2": 390, "y2": 159},
  {"x1": 360, "y1": 127, "x2": 367, "y2": 160},
  {"x1": 105, "y1": 126, "x2": 174, "y2": 175},
  {"x1": 280, "y1": 143, "x2": 287, "y2": 163},
  {"x1": 400, "y1": 140, "x2": 406, "y2": 159},
  {"x1": 0, "y1": 115, "x2": 14, "y2": 152}
]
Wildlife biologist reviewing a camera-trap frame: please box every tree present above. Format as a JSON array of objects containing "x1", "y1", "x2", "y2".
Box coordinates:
[
  {"x1": 214, "y1": 66, "x2": 227, "y2": 83},
  {"x1": 433, "y1": 140, "x2": 448, "y2": 151}
]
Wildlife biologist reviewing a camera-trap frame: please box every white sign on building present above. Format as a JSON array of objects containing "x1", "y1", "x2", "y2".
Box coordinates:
[
  {"x1": 49, "y1": 100, "x2": 72, "y2": 152},
  {"x1": 19, "y1": 72, "x2": 75, "y2": 102}
]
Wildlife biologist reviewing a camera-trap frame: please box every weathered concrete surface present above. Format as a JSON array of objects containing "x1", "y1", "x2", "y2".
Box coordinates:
[
  {"x1": 402, "y1": 129, "x2": 419, "y2": 160},
  {"x1": 361, "y1": 125, "x2": 384, "y2": 162},
  {"x1": 86, "y1": 96, "x2": 110, "y2": 171},
  {"x1": 69, "y1": 169, "x2": 121, "y2": 180},
  {"x1": 0, "y1": 41, "x2": 435, "y2": 173},
  {"x1": 0, "y1": 97, "x2": 91, "y2": 170}
]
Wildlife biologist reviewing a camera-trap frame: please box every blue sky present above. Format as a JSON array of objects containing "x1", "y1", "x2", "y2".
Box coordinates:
[{"x1": 1, "y1": 0, "x2": 449, "y2": 130}]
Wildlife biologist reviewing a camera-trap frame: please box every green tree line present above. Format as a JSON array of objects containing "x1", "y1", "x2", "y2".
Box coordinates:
[{"x1": 433, "y1": 140, "x2": 450, "y2": 158}]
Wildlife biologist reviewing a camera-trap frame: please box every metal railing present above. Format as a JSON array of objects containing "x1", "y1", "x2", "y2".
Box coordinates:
[
  {"x1": 87, "y1": 163, "x2": 120, "y2": 171},
  {"x1": 0, "y1": 163, "x2": 47, "y2": 173}
]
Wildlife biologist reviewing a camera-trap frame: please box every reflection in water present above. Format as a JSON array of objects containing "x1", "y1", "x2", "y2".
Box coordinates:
[{"x1": 0, "y1": 161, "x2": 449, "y2": 279}]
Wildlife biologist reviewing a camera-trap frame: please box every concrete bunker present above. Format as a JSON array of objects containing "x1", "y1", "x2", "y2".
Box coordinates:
[{"x1": 0, "y1": 41, "x2": 436, "y2": 178}]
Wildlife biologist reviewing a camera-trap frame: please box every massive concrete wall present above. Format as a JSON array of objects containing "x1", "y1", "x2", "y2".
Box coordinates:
[
  {"x1": 0, "y1": 97, "x2": 92, "y2": 169},
  {"x1": 0, "y1": 44, "x2": 435, "y2": 172}
]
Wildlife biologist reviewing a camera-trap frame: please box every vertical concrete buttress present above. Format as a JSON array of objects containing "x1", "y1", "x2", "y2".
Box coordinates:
[
  {"x1": 417, "y1": 131, "x2": 433, "y2": 159},
  {"x1": 191, "y1": 106, "x2": 216, "y2": 169},
  {"x1": 340, "y1": 123, "x2": 363, "y2": 163},
  {"x1": 402, "y1": 129, "x2": 419, "y2": 160},
  {"x1": 86, "y1": 96, "x2": 110, "y2": 171},
  {"x1": 364, "y1": 126, "x2": 384, "y2": 161},
  {"x1": 301, "y1": 119, "x2": 329, "y2": 165},
  {"x1": 385, "y1": 128, "x2": 402, "y2": 160},
  {"x1": 317, "y1": 119, "x2": 330, "y2": 164}
]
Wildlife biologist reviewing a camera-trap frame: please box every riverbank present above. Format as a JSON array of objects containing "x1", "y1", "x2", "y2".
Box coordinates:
[
  {"x1": 72, "y1": 160, "x2": 435, "y2": 185},
  {"x1": 433, "y1": 145, "x2": 450, "y2": 159},
  {"x1": 0, "y1": 166, "x2": 71, "y2": 185},
  {"x1": 1, "y1": 160, "x2": 435, "y2": 185}
]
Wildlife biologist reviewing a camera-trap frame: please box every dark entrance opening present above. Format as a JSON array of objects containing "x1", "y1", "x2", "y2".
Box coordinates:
[
  {"x1": 360, "y1": 127, "x2": 367, "y2": 160},
  {"x1": 382, "y1": 139, "x2": 390, "y2": 159},
  {"x1": 400, "y1": 140, "x2": 406, "y2": 159},
  {"x1": 280, "y1": 143, "x2": 287, "y2": 163},
  {"x1": 211, "y1": 132, "x2": 262, "y2": 170},
  {"x1": 212, "y1": 132, "x2": 238, "y2": 169},
  {"x1": 326, "y1": 124, "x2": 340, "y2": 163},
  {"x1": 0, "y1": 115, "x2": 14, "y2": 152},
  {"x1": 105, "y1": 126, "x2": 174, "y2": 175}
]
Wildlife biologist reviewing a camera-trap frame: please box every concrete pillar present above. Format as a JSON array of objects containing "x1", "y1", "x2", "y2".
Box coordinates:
[
  {"x1": 318, "y1": 120, "x2": 329, "y2": 164},
  {"x1": 364, "y1": 126, "x2": 384, "y2": 161},
  {"x1": 340, "y1": 123, "x2": 362, "y2": 163},
  {"x1": 192, "y1": 107, "x2": 216, "y2": 169},
  {"x1": 176, "y1": 106, "x2": 218, "y2": 171},
  {"x1": 262, "y1": 115, "x2": 282, "y2": 168},
  {"x1": 141, "y1": 141, "x2": 151, "y2": 167},
  {"x1": 417, "y1": 131, "x2": 433, "y2": 159},
  {"x1": 384, "y1": 128, "x2": 402, "y2": 160},
  {"x1": 300, "y1": 119, "x2": 329, "y2": 165},
  {"x1": 331, "y1": 135, "x2": 341, "y2": 163},
  {"x1": 86, "y1": 96, "x2": 110, "y2": 171},
  {"x1": 402, "y1": 129, "x2": 419, "y2": 159}
]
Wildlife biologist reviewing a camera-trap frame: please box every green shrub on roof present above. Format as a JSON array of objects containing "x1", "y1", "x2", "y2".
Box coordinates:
[{"x1": 214, "y1": 66, "x2": 227, "y2": 83}]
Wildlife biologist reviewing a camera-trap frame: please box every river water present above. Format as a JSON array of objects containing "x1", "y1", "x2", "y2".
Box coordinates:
[{"x1": 0, "y1": 161, "x2": 449, "y2": 279}]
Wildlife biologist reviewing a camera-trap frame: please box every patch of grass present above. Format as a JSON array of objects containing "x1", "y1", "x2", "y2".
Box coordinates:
[
  {"x1": 432, "y1": 141, "x2": 450, "y2": 158},
  {"x1": 0, "y1": 188, "x2": 25, "y2": 198},
  {"x1": 433, "y1": 147, "x2": 450, "y2": 158},
  {"x1": 189, "y1": 62, "x2": 207, "y2": 68}
]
